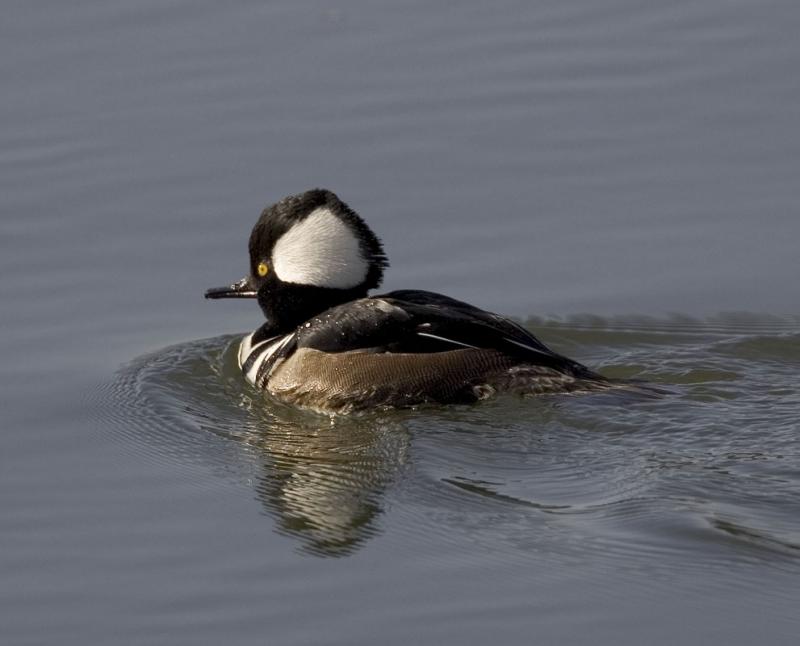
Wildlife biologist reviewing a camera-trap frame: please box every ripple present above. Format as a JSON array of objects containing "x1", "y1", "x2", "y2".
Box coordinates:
[
  {"x1": 93, "y1": 318, "x2": 800, "y2": 581},
  {"x1": 93, "y1": 335, "x2": 413, "y2": 556}
]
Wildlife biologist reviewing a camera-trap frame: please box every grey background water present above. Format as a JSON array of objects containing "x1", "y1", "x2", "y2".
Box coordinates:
[{"x1": 2, "y1": 1, "x2": 799, "y2": 644}]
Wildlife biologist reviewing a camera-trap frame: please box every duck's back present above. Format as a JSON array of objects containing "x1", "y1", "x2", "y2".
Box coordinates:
[{"x1": 256, "y1": 290, "x2": 609, "y2": 411}]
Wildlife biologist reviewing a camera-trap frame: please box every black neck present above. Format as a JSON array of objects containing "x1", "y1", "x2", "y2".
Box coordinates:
[{"x1": 252, "y1": 283, "x2": 368, "y2": 342}]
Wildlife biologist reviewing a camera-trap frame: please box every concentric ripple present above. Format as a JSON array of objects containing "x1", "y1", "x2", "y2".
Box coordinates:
[
  {"x1": 94, "y1": 334, "x2": 413, "y2": 556},
  {"x1": 94, "y1": 316, "x2": 800, "y2": 582}
]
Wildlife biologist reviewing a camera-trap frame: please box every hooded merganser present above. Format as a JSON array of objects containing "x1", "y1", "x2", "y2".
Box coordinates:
[{"x1": 205, "y1": 189, "x2": 609, "y2": 412}]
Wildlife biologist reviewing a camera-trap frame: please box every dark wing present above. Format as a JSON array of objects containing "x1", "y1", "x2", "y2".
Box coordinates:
[
  {"x1": 292, "y1": 290, "x2": 600, "y2": 379},
  {"x1": 383, "y1": 290, "x2": 554, "y2": 353}
]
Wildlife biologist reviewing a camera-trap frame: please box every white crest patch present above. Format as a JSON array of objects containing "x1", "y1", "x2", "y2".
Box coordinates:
[{"x1": 272, "y1": 207, "x2": 367, "y2": 288}]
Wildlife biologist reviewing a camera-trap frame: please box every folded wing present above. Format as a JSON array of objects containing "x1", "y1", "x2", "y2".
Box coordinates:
[{"x1": 292, "y1": 289, "x2": 601, "y2": 380}]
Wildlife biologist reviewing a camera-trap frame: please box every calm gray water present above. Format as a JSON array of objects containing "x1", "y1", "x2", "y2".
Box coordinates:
[{"x1": 2, "y1": 1, "x2": 799, "y2": 644}]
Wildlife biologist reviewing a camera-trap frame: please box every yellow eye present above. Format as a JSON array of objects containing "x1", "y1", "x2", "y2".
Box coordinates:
[{"x1": 257, "y1": 262, "x2": 269, "y2": 277}]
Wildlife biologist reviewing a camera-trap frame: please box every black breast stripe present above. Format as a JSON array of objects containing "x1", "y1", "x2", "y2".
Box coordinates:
[
  {"x1": 241, "y1": 335, "x2": 281, "y2": 375},
  {"x1": 254, "y1": 334, "x2": 297, "y2": 388}
]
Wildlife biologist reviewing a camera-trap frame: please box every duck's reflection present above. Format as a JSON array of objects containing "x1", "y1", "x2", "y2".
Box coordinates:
[
  {"x1": 114, "y1": 337, "x2": 413, "y2": 557},
  {"x1": 238, "y1": 401, "x2": 411, "y2": 556}
]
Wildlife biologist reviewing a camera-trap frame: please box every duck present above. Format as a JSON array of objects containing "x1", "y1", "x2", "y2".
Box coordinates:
[{"x1": 205, "y1": 189, "x2": 611, "y2": 412}]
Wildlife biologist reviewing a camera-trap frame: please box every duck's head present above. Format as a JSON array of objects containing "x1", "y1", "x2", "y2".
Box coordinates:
[{"x1": 205, "y1": 189, "x2": 388, "y2": 332}]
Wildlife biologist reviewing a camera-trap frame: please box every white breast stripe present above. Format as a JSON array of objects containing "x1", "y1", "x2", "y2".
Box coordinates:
[
  {"x1": 238, "y1": 332, "x2": 270, "y2": 369},
  {"x1": 417, "y1": 331, "x2": 478, "y2": 349},
  {"x1": 503, "y1": 337, "x2": 551, "y2": 357},
  {"x1": 238, "y1": 332, "x2": 255, "y2": 368},
  {"x1": 243, "y1": 334, "x2": 293, "y2": 386},
  {"x1": 238, "y1": 332, "x2": 284, "y2": 368}
]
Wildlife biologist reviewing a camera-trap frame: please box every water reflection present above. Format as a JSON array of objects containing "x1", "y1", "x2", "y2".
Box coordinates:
[
  {"x1": 98, "y1": 316, "x2": 800, "y2": 565},
  {"x1": 100, "y1": 336, "x2": 411, "y2": 556},
  {"x1": 241, "y1": 412, "x2": 410, "y2": 556}
]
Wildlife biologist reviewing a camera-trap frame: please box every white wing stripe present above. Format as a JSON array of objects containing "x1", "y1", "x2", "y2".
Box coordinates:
[
  {"x1": 417, "y1": 331, "x2": 478, "y2": 349},
  {"x1": 503, "y1": 337, "x2": 551, "y2": 357}
]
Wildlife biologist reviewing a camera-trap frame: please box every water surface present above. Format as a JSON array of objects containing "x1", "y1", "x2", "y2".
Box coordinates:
[{"x1": 2, "y1": 1, "x2": 799, "y2": 644}]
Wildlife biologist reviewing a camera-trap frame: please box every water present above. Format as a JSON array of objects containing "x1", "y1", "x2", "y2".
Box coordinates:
[{"x1": 2, "y1": 1, "x2": 799, "y2": 644}]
